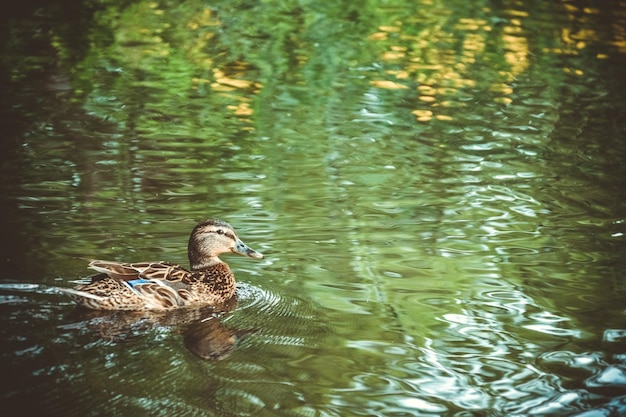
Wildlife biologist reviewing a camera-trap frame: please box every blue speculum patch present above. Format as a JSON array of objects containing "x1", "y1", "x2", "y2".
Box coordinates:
[{"x1": 127, "y1": 279, "x2": 152, "y2": 288}]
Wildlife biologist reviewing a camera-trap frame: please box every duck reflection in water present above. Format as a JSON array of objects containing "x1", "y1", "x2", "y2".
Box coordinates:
[
  {"x1": 63, "y1": 296, "x2": 256, "y2": 360},
  {"x1": 184, "y1": 311, "x2": 257, "y2": 361}
]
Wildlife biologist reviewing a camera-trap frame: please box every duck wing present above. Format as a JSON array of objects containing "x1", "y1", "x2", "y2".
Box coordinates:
[
  {"x1": 62, "y1": 261, "x2": 197, "y2": 310},
  {"x1": 88, "y1": 260, "x2": 191, "y2": 283}
]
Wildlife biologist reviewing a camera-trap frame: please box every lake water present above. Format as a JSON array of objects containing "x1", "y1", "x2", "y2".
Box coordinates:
[{"x1": 1, "y1": 0, "x2": 626, "y2": 415}]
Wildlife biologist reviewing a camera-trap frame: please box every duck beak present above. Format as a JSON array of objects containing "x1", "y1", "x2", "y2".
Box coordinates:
[{"x1": 232, "y1": 238, "x2": 263, "y2": 259}]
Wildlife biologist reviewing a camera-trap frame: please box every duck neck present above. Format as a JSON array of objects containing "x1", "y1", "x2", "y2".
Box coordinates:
[{"x1": 189, "y1": 255, "x2": 223, "y2": 271}]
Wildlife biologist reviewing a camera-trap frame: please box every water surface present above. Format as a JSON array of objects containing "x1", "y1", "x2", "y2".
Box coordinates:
[{"x1": 1, "y1": 0, "x2": 626, "y2": 415}]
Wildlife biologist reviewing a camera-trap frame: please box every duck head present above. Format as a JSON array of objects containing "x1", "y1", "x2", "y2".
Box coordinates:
[{"x1": 188, "y1": 219, "x2": 263, "y2": 270}]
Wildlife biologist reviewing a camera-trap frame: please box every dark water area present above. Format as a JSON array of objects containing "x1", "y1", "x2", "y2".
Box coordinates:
[{"x1": 1, "y1": 0, "x2": 626, "y2": 415}]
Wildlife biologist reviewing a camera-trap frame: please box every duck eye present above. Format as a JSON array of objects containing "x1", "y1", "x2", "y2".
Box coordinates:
[{"x1": 216, "y1": 229, "x2": 224, "y2": 235}]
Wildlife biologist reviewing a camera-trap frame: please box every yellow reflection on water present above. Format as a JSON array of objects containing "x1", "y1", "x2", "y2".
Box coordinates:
[
  {"x1": 369, "y1": 80, "x2": 409, "y2": 89},
  {"x1": 547, "y1": 1, "x2": 626, "y2": 73},
  {"x1": 501, "y1": 18, "x2": 529, "y2": 81},
  {"x1": 212, "y1": 68, "x2": 256, "y2": 90},
  {"x1": 367, "y1": 11, "x2": 528, "y2": 122}
]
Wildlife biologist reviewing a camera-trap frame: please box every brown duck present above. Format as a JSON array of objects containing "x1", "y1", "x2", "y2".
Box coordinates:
[{"x1": 61, "y1": 219, "x2": 263, "y2": 310}]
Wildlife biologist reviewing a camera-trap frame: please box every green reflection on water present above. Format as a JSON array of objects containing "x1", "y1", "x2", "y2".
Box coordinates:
[{"x1": 1, "y1": 0, "x2": 626, "y2": 415}]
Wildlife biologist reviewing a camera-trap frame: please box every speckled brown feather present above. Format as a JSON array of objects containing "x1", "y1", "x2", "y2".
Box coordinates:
[{"x1": 63, "y1": 262, "x2": 237, "y2": 310}]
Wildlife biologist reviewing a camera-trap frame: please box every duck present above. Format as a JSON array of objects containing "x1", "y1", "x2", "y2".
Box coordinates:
[{"x1": 61, "y1": 219, "x2": 263, "y2": 311}]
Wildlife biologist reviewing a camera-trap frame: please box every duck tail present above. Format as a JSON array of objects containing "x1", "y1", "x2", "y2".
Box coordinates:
[{"x1": 59, "y1": 287, "x2": 108, "y2": 309}]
